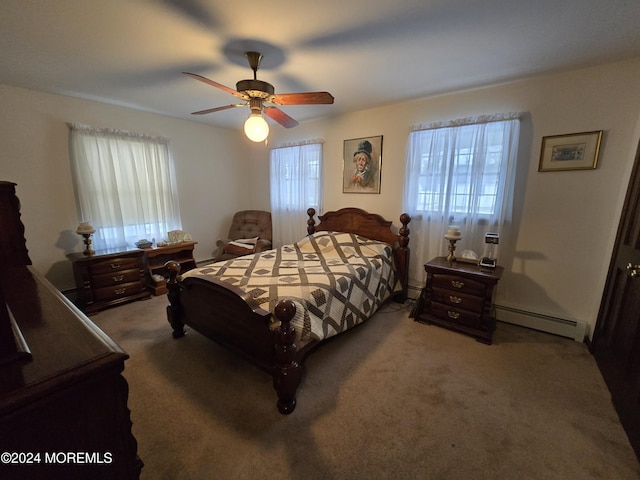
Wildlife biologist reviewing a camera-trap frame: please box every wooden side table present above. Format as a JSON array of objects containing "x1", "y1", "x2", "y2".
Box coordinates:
[
  {"x1": 416, "y1": 257, "x2": 503, "y2": 344},
  {"x1": 142, "y1": 241, "x2": 197, "y2": 295},
  {"x1": 70, "y1": 248, "x2": 150, "y2": 314}
]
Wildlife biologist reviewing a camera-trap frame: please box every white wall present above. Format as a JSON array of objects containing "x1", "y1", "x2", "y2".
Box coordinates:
[
  {"x1": 0, "y1": 85, "x2": 250, "y2": 290},
  {"x1": 253, "y1": 58, "x2": 640, "y2": 337}
]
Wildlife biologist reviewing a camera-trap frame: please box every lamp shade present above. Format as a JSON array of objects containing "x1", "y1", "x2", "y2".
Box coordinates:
[
  {"x1": 243, "y1": 113, "x2": 269, "y2": 142},
  {"x1": 76, "y1": 221, "x2": 96, "y2": 235}
]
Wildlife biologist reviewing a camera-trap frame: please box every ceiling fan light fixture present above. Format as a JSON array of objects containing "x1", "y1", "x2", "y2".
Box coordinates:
[
  {"x1": 183, "y1": 50, "x2": 333, "y2": 134},
  {"x1": 244, "y1": 112, "x2": 269, "y2": 142}
]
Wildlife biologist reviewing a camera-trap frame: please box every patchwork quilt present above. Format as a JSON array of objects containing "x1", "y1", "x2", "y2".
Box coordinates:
[{"x1": 183, "y1": 231, "x2": 397, "y2": 349}]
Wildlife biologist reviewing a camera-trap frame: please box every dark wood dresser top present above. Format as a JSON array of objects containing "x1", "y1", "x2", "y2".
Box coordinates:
[
  {"x1": 425, "y1": 256, "x2": 504, "y2": 280},
  {"x1": 0, "y1": 265, "x2": 128, "y2": 411}
]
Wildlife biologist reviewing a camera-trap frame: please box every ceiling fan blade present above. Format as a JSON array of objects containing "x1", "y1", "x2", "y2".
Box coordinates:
[
  {"x1": 191, "y1": 104, "x2": 244, "y2": 115},
  {"x1": 272, "y1": 91, "x2": 334, "y2": 105},
  {"x1": 264, "y1": 106, "x2": 299, "y2": 128},
  {"x1": 183, "y1": 72, "x2": 244, "y2": 99}
]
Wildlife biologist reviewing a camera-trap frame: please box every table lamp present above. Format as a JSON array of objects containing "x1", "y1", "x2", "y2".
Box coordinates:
[
  {"x1": 444, "y1": 225, "x2": 463, "y2": 265},
  {"x1": 76, "y1": 221, "x2": 96, "y2": 256}
]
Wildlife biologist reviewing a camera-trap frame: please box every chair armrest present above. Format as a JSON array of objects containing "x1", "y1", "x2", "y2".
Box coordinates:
[
  {"x1": 216, "y1": 238, "x2": 231, "y2": 248},
  {"x1": 213, "y1": 239, "x2": 231, "y2": 262},
  {"x1": 255, "y1": 239, "x2": 272, "y2": 252}
]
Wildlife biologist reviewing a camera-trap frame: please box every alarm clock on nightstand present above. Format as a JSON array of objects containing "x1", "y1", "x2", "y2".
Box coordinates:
[{"x1": 480, "y1": 232, "x2": 499, "y2": 268}]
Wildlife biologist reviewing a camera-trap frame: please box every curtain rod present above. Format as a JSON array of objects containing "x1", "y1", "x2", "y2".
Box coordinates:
[
  {"x1": 270, "y1": 138, "x2": 324, "y2": 149},
  {"x1": 68, "y1": 123, "x2": 170, "y2": 144},
  {"x1": 410, "y1": 112, "x2": 523, "y2": 132}
]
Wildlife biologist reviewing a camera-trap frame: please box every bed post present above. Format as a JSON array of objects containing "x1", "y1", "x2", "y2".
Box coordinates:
[
  {"x1": 306, "y1": 208, "x2": 316, "y2": 235},
  {"x1": 395, "y1": 213, "x2": 411, "y2": 302},
  {"x1": 273, "y1": 299, "x2": 302, "y2": 415},
  {"x1": 165, "y1": 260, "x2": 186, "y2": 338}
]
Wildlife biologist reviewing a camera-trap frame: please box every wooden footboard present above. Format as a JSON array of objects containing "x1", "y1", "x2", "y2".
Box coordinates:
[{"x1": 165, "y1": 261, "x2": 303, "y2": 414}]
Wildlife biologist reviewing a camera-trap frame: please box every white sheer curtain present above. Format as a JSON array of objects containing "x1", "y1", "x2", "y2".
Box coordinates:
[
  {"x1": 270, "y1": 142, "x2": 322, "y2": 247},
  {"x1": 69, "y1": 124, "x2": 182, "y2": 250},
  {"x1": 403, "y1": 113, "x2": 520, "y2": 285}
]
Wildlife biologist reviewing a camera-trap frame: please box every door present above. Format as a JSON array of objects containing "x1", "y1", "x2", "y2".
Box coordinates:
[{"x1": 591, "y1": 138, "x2": 640, "y2": 461}]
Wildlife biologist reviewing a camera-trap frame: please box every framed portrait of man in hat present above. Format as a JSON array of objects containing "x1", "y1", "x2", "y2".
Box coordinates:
[{"x1": 342, "y1": 135, "x2": 383, "y2": 193}]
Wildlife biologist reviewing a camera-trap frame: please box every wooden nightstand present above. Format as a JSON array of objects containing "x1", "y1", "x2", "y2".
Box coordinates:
[
  {"x1": 416, "y1": 257, "x2": 503, "y2": 344},
  {"x1": 142, "y1": 241, "x2": 197, "y2": 295},
  {"x1": 70, "y1": 248, "x2": 150, "y2": 314}
]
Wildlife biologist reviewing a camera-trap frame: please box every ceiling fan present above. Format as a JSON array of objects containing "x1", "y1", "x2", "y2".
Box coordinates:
[{"x1": 183, "y1": 51, "x2": 334, "y2": 141}]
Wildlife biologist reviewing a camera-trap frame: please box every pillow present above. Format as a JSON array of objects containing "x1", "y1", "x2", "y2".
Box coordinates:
[
  {"x1": 224, "y1": 240, "x2": 256, "y2": 255},
  {"x1": 234, "y1": 236, "x2": 259, "y2": 245}
]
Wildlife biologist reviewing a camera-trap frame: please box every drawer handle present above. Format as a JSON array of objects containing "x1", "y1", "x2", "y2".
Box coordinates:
[
  {"x1": 448, "y1": 311, "x2": 460, "y2": 319},
  {"x1": 449, "y1": 295, "x2": 462, "y2": 304},
  {"x1": 451, "y1": 280, "x2": 464, "y2": 288},
  {"x1": 110, "y1": 262, "x2": 121, "y2": 269},
  {"x1": 112, "y1": 274, "x2": 124, "y2": 282},
  {"x1": 114, "y1": 287, "x2": 126, "y2": 295}
]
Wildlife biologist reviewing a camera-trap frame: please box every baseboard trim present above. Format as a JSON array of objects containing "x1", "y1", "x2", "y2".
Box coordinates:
[{"x1": 495, "y1": 304, "x2": 588, "y2": 342}]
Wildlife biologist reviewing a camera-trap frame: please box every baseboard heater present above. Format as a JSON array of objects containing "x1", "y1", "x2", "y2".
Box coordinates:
[{"x1": 494, "y1": 304, "x2": 588, "y2": 342}]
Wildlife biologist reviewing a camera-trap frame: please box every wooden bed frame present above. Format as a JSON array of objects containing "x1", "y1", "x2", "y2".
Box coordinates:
[{"x1": 166, "y1": 207, "x2": 411, "y2": 414}]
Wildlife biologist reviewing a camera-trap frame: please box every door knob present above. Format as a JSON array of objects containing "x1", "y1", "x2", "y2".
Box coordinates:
[{"x1": 627, "y1": 263, "x2": 640, "y2": 278}]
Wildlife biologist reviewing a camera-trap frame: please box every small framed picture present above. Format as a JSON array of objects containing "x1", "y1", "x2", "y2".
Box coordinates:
[
  {"x1": 343, "y1": 135, "x2": 383, "y2": 193},
  {"x1": 538, "y1": 130, "x2": 603, "y2": 172}
]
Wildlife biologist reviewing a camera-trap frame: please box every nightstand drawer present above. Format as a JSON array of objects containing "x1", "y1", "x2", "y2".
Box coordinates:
[
  {"x1": 431, "y1": 287, "x2": 484, "y2": 312},
  {"x1": 89, "y1": 256, "x2": 142, "y2": 275},
  {"x1": 430, "y1": 302, "x2": 482, "y2": 328},
  {"x1": 91, "y1": 268, "x2": 144, "y2": 288},
  {"x1": 94, "y1": 281, "x2": 145, "y2": 301},
  {"x1": 432, "y1": 273, "x2": 486, "y2": 296}
]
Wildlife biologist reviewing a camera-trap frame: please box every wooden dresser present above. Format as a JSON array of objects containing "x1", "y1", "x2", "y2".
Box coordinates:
[
  {"x1": 70, "y1": 248, "x2": 151, "y2": 314},
  {"x1": 0, "y1": 181, "x2": 141, "y2": 479},
  {"x1": 416, "y1": 257, "x2": 503, "y2": 344},
  {"x1": 0, "y1": 267, "x2": 142, "y2": 479}
]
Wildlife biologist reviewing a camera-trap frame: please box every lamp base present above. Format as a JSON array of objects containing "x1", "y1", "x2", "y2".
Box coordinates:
[
  {"x1": 81, "y1": 234, "x2": 95, "y2": 256},
  {"x1": 446, "y1": 238, "x2": 460, "y2": 265}
]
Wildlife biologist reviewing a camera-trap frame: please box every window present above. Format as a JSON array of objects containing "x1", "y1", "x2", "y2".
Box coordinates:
[
  {"x1": 69, "y1": 124, "x2": 182, "y2": 251},
  {"x1": 270, "y1": 142, "x2": 322, "y2": 246},
  {"x1": 403, "y1": 114, "x2": 520, "y2": 283},
  {"x1": 416, "y1": 144, "x2": 504, "y2": 215}
]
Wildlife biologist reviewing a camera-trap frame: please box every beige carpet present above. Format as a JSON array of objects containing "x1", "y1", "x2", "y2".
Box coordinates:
[{"x1": 92, "y1": 295, "x2": 640, "y2": 480}]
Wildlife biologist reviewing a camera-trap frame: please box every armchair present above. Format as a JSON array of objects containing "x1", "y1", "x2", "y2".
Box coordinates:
[{"x1": 214, "y1": 210, "x2": 272, "y2": 262}]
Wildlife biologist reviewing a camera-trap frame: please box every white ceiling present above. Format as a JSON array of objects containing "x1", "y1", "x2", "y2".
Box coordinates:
[{"x1": 1, "y1": 0, "x2": 639, "y2": 130}]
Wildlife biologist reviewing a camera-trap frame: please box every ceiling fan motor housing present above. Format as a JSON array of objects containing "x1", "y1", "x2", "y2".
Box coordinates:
[{"x1": 236, "y1": 79, "x2": 274, "y2": 99}]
